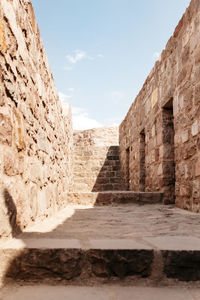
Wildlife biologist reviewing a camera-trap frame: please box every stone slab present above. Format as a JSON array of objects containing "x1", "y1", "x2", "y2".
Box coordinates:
[
  {"x1": 0, "y1": 285, "x2": 198, "y2": 300},
  {"x1": 1, "y1": 204, "x2": 200, "y2": 284},
  {"x1": 89, "y1": 239, "x2": 152, "y2": 250},
  {"x1": 66, "y1": 192, "x2": 163, "y2": 206},
  {"x1": 0, "y1": 238, "x2": 81, "y2": 249},
  {"x1": 144, "y1": 236, "x2": 200, "y2": 251}
]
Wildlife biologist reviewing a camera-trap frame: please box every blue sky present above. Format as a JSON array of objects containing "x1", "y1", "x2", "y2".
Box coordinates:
[{"x1": 31, "y1": 0, "x2": 190, "y2": 130}]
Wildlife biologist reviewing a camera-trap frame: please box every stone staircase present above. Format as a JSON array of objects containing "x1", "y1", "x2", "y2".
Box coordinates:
[
  {"x1": 71, "y1": 143, "x2": 163, "y2": 206},
  {"x1": 73, "y1": 145, "x2": 127, "y2": 192},
  {"x1": 1, "y1": 204, "x2": 200, "y2": 298},
  {"x1": 91, "y1": 146, "x2": 127, "y2": 192},
  {"x1": 1, "y1": 138, "x2": 200, "y2": 298}
]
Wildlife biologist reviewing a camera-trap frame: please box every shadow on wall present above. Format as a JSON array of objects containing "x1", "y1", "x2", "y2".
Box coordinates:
[
  {"x1": 92, "y1": 146, "x2": 126, "y2": 192},
  {"x1": 3, "y1": 189, "x2": 22, "y2": 237}
]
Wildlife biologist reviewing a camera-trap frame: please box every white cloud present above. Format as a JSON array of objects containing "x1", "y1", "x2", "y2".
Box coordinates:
[
  {"x1": 65, "y1": 50, "x2": 104, "y2": 67},
  {"x1": 72, "y1": 106, "x2": 103, "y2": 130},
  {"x1": 111, "y1": 122, "x2": 120, "y2": 126},
  {"x1": 58, "y1": 92, "x2": 71, "y2": 116},
  {"x1": 153, "y1": 52, "x2": 161, "y2": 60},
  {"x1": 66, "y1": 50, "x2": 87, "y2": 64},
  {"x1": 58, "y1": 92, "x2": 72, "y2": 102}
]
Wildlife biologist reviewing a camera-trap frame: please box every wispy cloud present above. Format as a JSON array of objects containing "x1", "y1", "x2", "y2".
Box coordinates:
[
  {"x1": 58, "y1": 91, "x2": 72, "y2": 102},
  {"x1": 64, "y1": 50, "x2": 104, "y2": 70},
  {"x1": 72, "y1": 106, "x2": 102, "y2": 130},
  {"x1": 66, "y1": 50, "x2": 87, "y2": 64},
  {"x1": 153, "y1": 52, "x2": 161, "y2": 60},
  {"x1": 59, "y1": 91, "x2": 102, "y2": 130}
]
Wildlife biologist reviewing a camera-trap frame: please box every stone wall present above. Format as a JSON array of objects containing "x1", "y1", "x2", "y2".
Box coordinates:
[
  {"x1": 0, "y1": 0, "x2": 73, "y2": 238},
  {"x1": 119, "y1": 0, "x2": 200, "y2": 212},
  {"x1": 73, "y1": 127, "x2": 126, "y2": 192}
]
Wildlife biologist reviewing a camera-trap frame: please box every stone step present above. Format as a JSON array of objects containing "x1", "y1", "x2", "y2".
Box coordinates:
[
  {"x1": 72, "y1": 184, "x2": 127, "y2": 193},
  {"x1": 1, "y1": 236, "x2": 200, "y2": 285},
  {"x1": 66, "y1": 191, "x2": 163, "y2": 206},
  {"x1": 1, "y1": 285, "x2": 200, "y2": 300},
  {"x1": 92, "y1": 183, "x2": 127, "y2": 192},
  {"x1": 1, "y1": 203, "x2": 200, "y2": 286},
  {"x1": 74, "y1": 157, "x2": 120, "y2": 167},
  {"x1": 73, "y1": 171, "x2": 124, "y2": 179},
  {"x1": 73, "y1": 176, "x2": 125, "y2": 184}
]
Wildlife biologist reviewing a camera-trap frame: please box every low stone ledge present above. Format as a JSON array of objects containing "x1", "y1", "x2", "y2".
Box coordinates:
[
  {"x1": 66, "y1": 192, "x2": 164, "y2": 206},
  {"x1": 1, "y1": 237, "x2": 200, "y2": 284}
]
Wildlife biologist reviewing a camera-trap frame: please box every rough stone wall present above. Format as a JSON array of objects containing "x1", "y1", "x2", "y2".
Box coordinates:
[
  {"x1": 0, "y1": 0, "x2": 73, "y2": 238},
  {"x1": 119, "y1": 0, "x2": 200, "y2": 212},
  {"x1": 73, "y1": 127, "x2": 126, "y2": 192}
]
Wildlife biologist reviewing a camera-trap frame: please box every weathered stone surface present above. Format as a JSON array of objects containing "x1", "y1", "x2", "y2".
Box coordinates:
[
  {"x1": 89, "y1": 249, "x2": 153, "y2": 278},
  {"x1": 0, "y1": 0, "x2": 73, "y2": 238},
  {"x1": 1, "y1": 247, "x2": 154, "y2": 284},
  {"x1": 119, "y1": 0, "x2": 200, "y2": 212},
  {"x1": 1, "y1": 203, "x2": 200, "y2": 285},
  {"x1": 66, "y1": 192, "x2": 163, "y2": 206},
  {"x1": 0, "y1": 113, "x2": 12, "y2": 146},
  {"x1": 73, "y1": 128, "x2": 126, "y2": 192},
  {"x1": 163, "y1": 251, "x2": 200, "y2": 281},
  {"x1": 1, "y1": 285, "x2": 200, "y2": 300},
  {"x1": 5, "y1": 249, "x2": 82, "y2": 282}
]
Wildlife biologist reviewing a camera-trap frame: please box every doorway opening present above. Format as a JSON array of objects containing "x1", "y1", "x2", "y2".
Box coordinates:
[
  {"x1": 162, "y1": 98, "x2": 175, "y2": 204},
  {"x1": 139, "y1": 130, "x2": 146, "y2": 191}
]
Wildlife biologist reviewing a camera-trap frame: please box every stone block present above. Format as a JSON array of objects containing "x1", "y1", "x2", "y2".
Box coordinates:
[
  {"x1": 12, "y1": 109, "x2": 26, "y2": 151},
  {"x1": 5, "y1": 249, "x2": 82, "y2": 282},
  {"x1": 192, "y1": 179, "x2": 200, "y2": 199},
  {"x1": 89, "y1": 249, "x2": 153, "y2": 279},
  {"x1": 180, "y1": 184, "x2": 191, "y2": 197},
  {"x1": 0, "y1": 113, "x2": 12, "y2": 146},
  {"x1": 163, "y1": 250, "x2": 200, "y2": 281},
  {"x1": 192, "y1": 120, "x2": 199, "y2": 136},
  {"x1": 151, "y1": 88, "x2": 158, "y2": 108},
  {"x1": 195, "y1": 156, "x2": 200, "y2": 177},
  {"x1": 0, "y1": 19, "x2": 7, "y2": 54},
  {"x1": 3, "y1": 151, "x2": 24, "y2": 176},
  {"x1": 181, "y1": 130, "x2": 189, "y2": 143},
  {"x1": 157, "y1": 164, "x2": 163, "y2": 176}
]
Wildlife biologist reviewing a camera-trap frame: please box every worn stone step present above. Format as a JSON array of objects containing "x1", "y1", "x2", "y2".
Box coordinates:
[
  {"x1": 1, "y1": 204, "x2": 200, "y2": 286},
  {"x1": 66, "y1": 191, "x2": 163, "y2": 206},
  {"x1": 72, "y1": 184, "x2": 127, "y2": 192},
  {"x1": 73, "y1": 177, "x2": 125, "y2": 184},
  {"x1": 92, "y1": 183, "x2": 127, "y2": 192},
  {"x1": 1, "y1": 285, "x2": 200, "y2": 300},
  {"x1": 73, "y1": 171, "x2": 124, "y2": 179},
  {"x1": 1, "y1": 236, "x2": 200, "y2": 285}
]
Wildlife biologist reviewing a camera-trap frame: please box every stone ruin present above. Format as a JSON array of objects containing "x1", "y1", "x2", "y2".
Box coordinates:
[
  {"x1": 0, "y1": 0, "x2": 199, "y2": 237},
  {"x1": 0, "y1": 0, "x2": 200, "y2": 292}
]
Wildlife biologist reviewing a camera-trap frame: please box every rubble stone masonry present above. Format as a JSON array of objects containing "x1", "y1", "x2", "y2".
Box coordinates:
[
  {"x1": 119, "y1": 0, "x2": 200, "y2": 212},
  {"x1": 73, "y1": 127, "x2": 126, "y2": 192},
  {"x1": 0, "y1": 0, "x2": 199, "y2": 243},
  {"x1": 0, "y1": 0, "x2": 73, "y2": 238}
]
